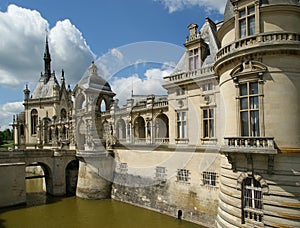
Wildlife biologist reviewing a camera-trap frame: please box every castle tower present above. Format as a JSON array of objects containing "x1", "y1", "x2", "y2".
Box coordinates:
[
  {"x1": 73, "y1": 61, "x2": 116, "y2": 199},
  {"x1": 215, "y1": 1, "x2": 300, "y2": 227}
]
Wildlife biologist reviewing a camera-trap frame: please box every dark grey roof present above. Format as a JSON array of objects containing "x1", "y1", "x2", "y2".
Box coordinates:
[
  {"x1": 224, "y1": 1, "x2": 234, "y2": 23},
  {"x1": 224, "y1": 0, "x2": 300, "y2": 22},
  {"x1": 77, "y1": 62, "x2": 112, "y2": 92},
  {"x1": 171, "y1": 18, "x2": 219, "y2": 75},
  {"x1": 31, "y1": 73, "x2": 60, "y2": 99}
]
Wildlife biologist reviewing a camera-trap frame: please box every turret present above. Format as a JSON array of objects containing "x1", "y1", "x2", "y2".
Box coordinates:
[{"x1": 23, "y1": 84, "x2": 30, "y2": 100}]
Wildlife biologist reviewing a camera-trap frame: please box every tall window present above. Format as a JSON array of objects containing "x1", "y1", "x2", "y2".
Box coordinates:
[
  {"x1": 240, "y1": 82, "x2": 260, "y2": 136},
  {"x1": 203, "y1": 108, "x2": 214, "y2": 138},
  {"x1": 239, "y1": 5, "x2": 255, "y2": 38},
  {"x1": 60, "y1": 108, "x2": 67, "y2": 121},
  {"x1": 242, "y1": 177, "x2": 263, "y2": 224},
  {"x1": 177, "y1": 111, "x2": 187, "y2": 139},
  {"x1": 31, "y1": 109, "x2": 38, "y2": 135},
  {"x1": 188, "y1": 48, "x2": 199, "y2": 71}
]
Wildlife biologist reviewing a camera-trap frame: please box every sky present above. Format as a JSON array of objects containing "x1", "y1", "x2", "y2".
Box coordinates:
[{"x1": 0, "y1": 0, "x2": 227, "y2": 130}]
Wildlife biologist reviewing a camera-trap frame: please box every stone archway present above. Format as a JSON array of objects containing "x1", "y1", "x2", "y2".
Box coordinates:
[
  {"x1": 155, "y1": 113, "x2": 169, "y2": 143},
  {"x1": 65, "y1": 160, "x2": 79, "y2": 196},
  {"x1": 134, "y1": 116, "x2": 145, "y2": 140},
  {"x1": 26, "y1": 162, "x2": 53, "y2": 195},
  {"x1": 116, "y1": 118, "x2": 126, "y2": 141}
]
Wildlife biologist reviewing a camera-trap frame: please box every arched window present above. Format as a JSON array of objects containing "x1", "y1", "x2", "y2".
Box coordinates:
[
  {"x1": 242, "y1": 177, "x2": 263, "y2": 224},
  {"x1": 31, "y1": 109, "x2": 38, "y2": 135},
  {"x1": 134, "y1": 116, "x2": 145, "y2": 140},
  {"x1": 100, "y1": 99, "x2": 106, "y2": 112},
  {"x1": 62, "y1": 126, "x2": 67, "y2": 139},
  {"x1": 155, "y1": 114, "x2": 169, "y2": 141},
  {"x1": 43, "y1": 118, "x2": 51, "y2": 143},
  {"x1": 61, "y1": 108, "x2": 67, "y2": 121},
  {"x1": 116, "y1": 119, "x2": 126, "y2": 140}
]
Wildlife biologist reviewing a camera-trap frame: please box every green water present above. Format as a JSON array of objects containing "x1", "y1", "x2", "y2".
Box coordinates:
[{"x1": 0, "y1": 179, "x2": 203, "y2": 228}]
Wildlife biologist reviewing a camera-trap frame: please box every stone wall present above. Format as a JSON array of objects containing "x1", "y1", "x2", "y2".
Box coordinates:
[
  {"x1": 0, "y1": 162, "x2": 26, "y2": 207},
  {"x1": 111, "y1": 148, "x2": 221, "y2": 227}
]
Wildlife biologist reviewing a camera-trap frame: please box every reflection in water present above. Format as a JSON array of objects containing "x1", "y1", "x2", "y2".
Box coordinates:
[{"x1": 0, "y1": 178, "x2": 203, "y2": 228}]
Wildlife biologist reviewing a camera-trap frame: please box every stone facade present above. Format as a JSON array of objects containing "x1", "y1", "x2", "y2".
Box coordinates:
[
  {"x1": 12, "y1": 0, "x2": 300, "y2": 227},
  {"x1": 12, "y1": 36, "x2": 75, "y2": 152},
  {"x1": 215, "y1": 1, "x2": 300, "y2": 227}
]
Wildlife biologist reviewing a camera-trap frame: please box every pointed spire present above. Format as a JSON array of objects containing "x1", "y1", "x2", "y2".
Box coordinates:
[
  {"x1": 44, "y1": 31, "x2": 51, "y2": 83},
  {"x1": 61, "y1": 69, "x2": 66, "y2": 87}
]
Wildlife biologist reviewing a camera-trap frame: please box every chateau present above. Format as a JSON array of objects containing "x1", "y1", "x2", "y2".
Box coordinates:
[{"x1": 12, "y1": 1, "x2": 300, "y2": 227}]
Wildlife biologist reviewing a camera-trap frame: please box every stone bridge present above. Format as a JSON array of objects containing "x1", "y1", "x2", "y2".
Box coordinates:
[{"x1": 0, "y1": 149, "x2": 78, "y2": 207}]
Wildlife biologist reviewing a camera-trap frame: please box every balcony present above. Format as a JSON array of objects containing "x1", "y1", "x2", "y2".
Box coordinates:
[
  {"x1": 215, "y1": 32, "x2": 300, "y2": 68},
  {"x1": 222, "y1": 137, "x2": 277, "y2": 154}
]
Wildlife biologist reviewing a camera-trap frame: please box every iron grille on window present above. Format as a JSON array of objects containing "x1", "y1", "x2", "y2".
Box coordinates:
[
  {"x1": 202, "y1": 171, "x2": 217, "y2": 186},
  {"x1": 177, "y1": 169, "x2": 190, "y2": 182},
  {"x1": 242, "y1": 177, "x2": 263, "y2": 224},
  {"x1": 155, "y1": 166, "x2": 167, "y2": 181},
  {"x1": 119, "y1": 163, "x2": 128, "y2": 174}
]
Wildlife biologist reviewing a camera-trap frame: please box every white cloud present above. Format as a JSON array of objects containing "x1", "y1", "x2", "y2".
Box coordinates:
[
  {"x1": 0, "y1": 4, "x2": 95, "y2": 129},
  {"x1": 0, "y1": 4, "x2": 95, "y2": 87},
  {"x1": 156, "y1": 0, "x2": 227, "y2": 14},
  {"x1": 111, "y1": 48, "x2": 124, "y2": 61},
  {"x1": 111, "y1": 67, "x2": 172, "y2": 106},
  {"x1": 0, "y1": 101, "x2": 23, "y2": 130},
  {"x1": 50, "y1": 19, "x2": 95, "y2": 84}
]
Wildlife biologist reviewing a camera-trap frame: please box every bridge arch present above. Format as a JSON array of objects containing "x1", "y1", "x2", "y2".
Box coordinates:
[
  {"x1": 65, "y1": 160, "x2": 79, "y2": 195},
  {"x1": 26, "y1": 161, "x2": 53, "y2": 195}
]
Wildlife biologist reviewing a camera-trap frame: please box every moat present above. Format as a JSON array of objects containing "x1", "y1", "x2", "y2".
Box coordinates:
[{"x1": 0, "y1": 178, "x2": 203, "y2": 228}]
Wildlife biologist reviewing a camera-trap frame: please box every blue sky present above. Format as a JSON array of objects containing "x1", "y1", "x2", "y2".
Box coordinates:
[{"x1": 0, "y1": 0, "x2": 227, "y2": 129}]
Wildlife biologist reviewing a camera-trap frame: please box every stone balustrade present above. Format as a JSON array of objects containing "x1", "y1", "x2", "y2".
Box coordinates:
[
  {"x1": 223, "y1": 137, "x2": 277, "y2": 154},
  {"x1": 153, "y1": 100, "x2": 168, "y2": 107},
  {"x1": 216, "y1": 32, "x2": 300, "y2": 61},
  {"x1": 154, "y1": 138, "x2": 169, "y2": 144},
  {"x1": 165, "y1": 66, "x2": 214, "y2": 83}
]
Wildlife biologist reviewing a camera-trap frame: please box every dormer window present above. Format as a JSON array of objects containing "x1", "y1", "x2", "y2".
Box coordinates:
[
  {"x1": 238, "y1": 5, "x2": 255, "y2": 38},
  {"x1": 188, "y1": 48, "x2": 199, "y2": 71}
]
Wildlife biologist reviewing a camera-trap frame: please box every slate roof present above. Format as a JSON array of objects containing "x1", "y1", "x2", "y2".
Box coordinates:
[
  {"x1": 31, "y1": 73, "x2": 60, "y2": 99},
  {"x1": 77, "y1": 62, "x2": 112, "y2": 92}
]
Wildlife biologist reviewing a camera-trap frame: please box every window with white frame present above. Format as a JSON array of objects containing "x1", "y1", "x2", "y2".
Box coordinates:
[
  {"x1": 203, "y1": 108, "x2": 214, "y2": 138},
  {"x1": 177, "y1": 111, "x2": 187, "y2": 139},
  {"x1": 188, "y1": 48, "x2": 199, "y2": 71},
  {"x1": 202, "y1": 171, "x2": 217, "y2": 187},
  {"x1": 242, "y1": 177, "x2": 263, "y2": 224},
  {"x1": 239, "y1": 82, "x2": 260, "y2": 136},
  {"x1": 177, "y1": 169, "x2": 190, "y2": 182},
  {"x1": 238, "y1": 5, "x2": 255, "y2": 38}
]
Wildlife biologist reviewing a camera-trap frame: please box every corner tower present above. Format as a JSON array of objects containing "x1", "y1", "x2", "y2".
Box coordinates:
[{"x1": 215, "y1": 1, "x2": 300, "y2": 227}]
